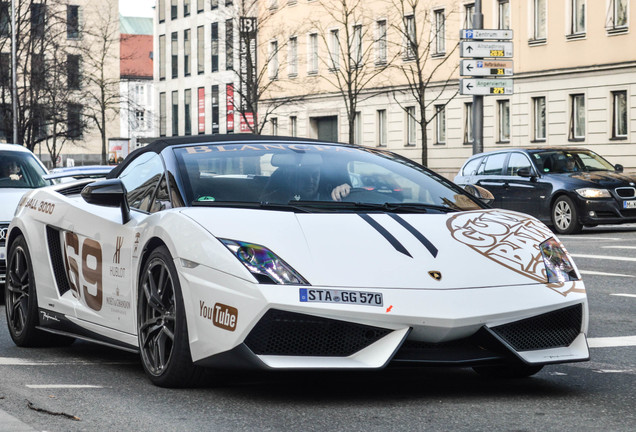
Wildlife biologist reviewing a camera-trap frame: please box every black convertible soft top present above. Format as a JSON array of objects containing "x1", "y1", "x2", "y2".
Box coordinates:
[{"x1": 107, "y1": 134, "x2": 349, "y2": 179}]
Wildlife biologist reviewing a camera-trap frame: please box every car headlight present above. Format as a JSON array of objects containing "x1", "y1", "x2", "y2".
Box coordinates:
[
  {"x1": 540, "y1": 238, "x2": 579, "y2": 283},
  {"x1": 575, "y1": 188, "x2": 611, "y2": 199},
  {"x1": 220, "y1": 239, "x2": 309, "y2": 285}
]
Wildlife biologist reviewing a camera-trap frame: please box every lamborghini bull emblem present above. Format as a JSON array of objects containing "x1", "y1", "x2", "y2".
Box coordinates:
[{"x1": 428, "y1": 271, "x2": 442, "y2": 281}]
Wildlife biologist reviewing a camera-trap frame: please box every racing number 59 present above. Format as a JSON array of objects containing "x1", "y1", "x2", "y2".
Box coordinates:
[{"x1": 64, "y1": 232, "x2": 103, "y2": 311}]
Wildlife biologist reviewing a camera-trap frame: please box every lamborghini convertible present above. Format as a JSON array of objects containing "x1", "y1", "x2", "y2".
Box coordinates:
[{"x1": 4, "y1": 135, "x2": 589, "y2": 387}]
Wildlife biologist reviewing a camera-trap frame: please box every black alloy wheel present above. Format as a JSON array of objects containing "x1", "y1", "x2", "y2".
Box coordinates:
[{"x1": 138, "y1": 246, "x2": 203, "y2": 387}]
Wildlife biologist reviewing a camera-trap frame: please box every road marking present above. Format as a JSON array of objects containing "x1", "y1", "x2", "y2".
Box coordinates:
[
  {"x1": 592, "y1": 369, "x2": 634, "y2": 374},
  {"x1": 602, "y1": 245, "x2": 636, "y2": 249},
  {"x1": 559, "y1": 237, "x2": 621, "y2": 241},
  {"x1": 588, "y1": 336, "x2": 636, "y2": 348},
  {"x1": 570, "y1": 253, "x2": 636, "y2": 262},
  {"x1": 26, "y1": 384, "x2": 103, "y2": 389},
  {"x1": 611, "y1": 294, "x2": 636, "y2": 298},
  {"x1": 579, "y1": 270, "x2": 634, "y2": 278}
]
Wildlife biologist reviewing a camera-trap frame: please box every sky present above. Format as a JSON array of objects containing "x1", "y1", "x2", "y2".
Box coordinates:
[{"x1": 119, "y1": 0, "x2": 155, "y2": 18}]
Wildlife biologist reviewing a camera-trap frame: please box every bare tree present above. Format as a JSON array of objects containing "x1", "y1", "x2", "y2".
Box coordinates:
[
  {"x1": 390, "y1": 0, "x2": 460, "y2": 166},
  {"x1": 229, "y1": 0, "x2": 312, "y2": 134}
]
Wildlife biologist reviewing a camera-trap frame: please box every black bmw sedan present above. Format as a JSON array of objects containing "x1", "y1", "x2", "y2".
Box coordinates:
[{"x1": 454, "y1": 148, "x2": 636, "y2": 234}]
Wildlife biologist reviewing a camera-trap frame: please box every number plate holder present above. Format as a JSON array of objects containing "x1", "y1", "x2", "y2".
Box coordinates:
[{"x1": 299, "y1": 288, "x2": 383, "y2": 307}]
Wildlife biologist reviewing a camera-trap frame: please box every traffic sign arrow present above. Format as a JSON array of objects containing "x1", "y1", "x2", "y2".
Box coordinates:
[
  {"x1": 461, "y1": 78, "x2": 513, "y2": 95},
  {"x1": 460, "y1": 41, "x2": 513, "y2": 58},
  {"x1": 460, "y1": 60, "x2": 514, "y2": 76}
]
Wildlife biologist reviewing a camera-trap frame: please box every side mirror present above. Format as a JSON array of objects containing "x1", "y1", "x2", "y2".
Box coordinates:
[
  {"x1": 464, "y1": 184, "x2": 495, "y2": 206},
  {"x1": 615, "y1": 164, "x2": 624, "y2": 173},
  {"x1": 81, "y1": 179, "x2": 130, "y2": 224},
  {"x1": 516, "y1": 167, "x2": 535, "y2": 178}
]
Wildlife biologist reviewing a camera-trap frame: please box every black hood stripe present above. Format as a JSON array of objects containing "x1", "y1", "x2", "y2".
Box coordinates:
[
  {"x1": 358, "y1": 213, "x2": 412, "y2": 258},
  {"x1": 387, "y1": 214, "x2": 439, "y2": 258}
]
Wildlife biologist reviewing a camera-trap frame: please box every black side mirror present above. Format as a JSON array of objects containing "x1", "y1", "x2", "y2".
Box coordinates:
[
  {"x1": 81, "y1": 178, "x2": 130, "y2": 224},
  {"x1": 516, "y1": 167, "x2": 535, "y2": 178},
  {"x1": 615, "y1": 164, "x2": 624, "y2": 173}
]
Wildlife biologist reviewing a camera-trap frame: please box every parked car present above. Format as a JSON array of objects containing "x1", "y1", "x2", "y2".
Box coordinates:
[
  {"x1": 0, "y1": 144, "x2": 52, "y2": 288},
  {"x1": 45, "y1": 165, "x2": 114, "y2": 183},
  {"x1": 5, "y1": 135, "x2": 589, "y2": 387},
  {"x1": 454, "y1": 147, "x2": 636, "y2": 234}
]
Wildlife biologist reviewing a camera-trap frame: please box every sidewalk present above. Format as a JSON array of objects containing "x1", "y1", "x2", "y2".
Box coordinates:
[{"x1": 0, "y1": 408, "x2": 37, "y2": 432}]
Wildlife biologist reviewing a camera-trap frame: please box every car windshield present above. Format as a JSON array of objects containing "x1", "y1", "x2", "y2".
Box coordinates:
[
  {"x1": 0, "y1": 150, "x2": 51, "y2": 189},
  {"x1": 173, "y1": 142, "x2": 483, "y2": 212},
  {"x1": 530, "y1": 150, "x2": 616, "y2": 174}
]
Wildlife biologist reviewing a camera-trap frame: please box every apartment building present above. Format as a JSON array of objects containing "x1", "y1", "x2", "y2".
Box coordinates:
[
  {"x1": 0, "y1": 0, "x2": 120, "y2": 166},
  {"x1": 255, "y1": 0, "x2": 636, "y2": 178}
]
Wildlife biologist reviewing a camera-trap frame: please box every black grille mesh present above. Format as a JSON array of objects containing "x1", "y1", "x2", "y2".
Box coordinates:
[
  {"x1": 245, "y1": 309, "x2": 391, "y2": 357},
  {"x1": 615, "y1": 187, "x2": 636, "y2": 198},
  {"x1": 491, "y1": 304, "x2": 582, "y2": 351},
  {"x1": 46, "y1": 226, "x2": 71, "y2": 296}
]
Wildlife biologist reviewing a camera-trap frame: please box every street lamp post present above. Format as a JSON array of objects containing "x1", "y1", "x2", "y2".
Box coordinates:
[{"x1": 11, "y1": 0, "x2": 18, "y2": 144}]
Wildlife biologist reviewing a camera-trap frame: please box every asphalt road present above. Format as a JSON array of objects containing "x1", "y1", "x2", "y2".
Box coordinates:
[{"x1": 0, "y1": 225, "x2": 634, "y2": 432}]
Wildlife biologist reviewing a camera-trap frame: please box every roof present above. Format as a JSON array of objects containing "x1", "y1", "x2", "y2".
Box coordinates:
[
  {"x1": 120, "y1": 16, "x2": 153, "y2": 35},
  {"x1": 470, "y1": 147, "x2": 591, "y2": 157},
  {"x1": 0, "y1": 143, "x2": 33, "y2": 153},
  {"x1": 120, "y1": 34, "x2": 153, "y2": 78}
]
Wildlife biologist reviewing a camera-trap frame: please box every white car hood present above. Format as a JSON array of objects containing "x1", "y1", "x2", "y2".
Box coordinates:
[
  {"x1": 180, "y1": 207, "x2": 557, "y2": 289},
  {"x1": 0, "y1": 189, "x2": 30, "y2": 223}
]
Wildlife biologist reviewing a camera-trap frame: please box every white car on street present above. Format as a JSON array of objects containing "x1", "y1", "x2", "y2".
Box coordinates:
[{"x1": 5, "y1": 135, "x2": 589, "y2": 387}]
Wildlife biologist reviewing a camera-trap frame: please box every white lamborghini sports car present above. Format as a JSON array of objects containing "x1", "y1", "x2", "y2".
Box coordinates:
[{"x1": 5, "y1": 135, "x2": 589, "y2": 387}]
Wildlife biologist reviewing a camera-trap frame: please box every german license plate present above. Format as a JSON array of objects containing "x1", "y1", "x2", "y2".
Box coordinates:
[
  {"x1": 623, "y1": 200, "x2": 636, "y2": 209},
  {"x1": 299, "y1": 288, "x2": 383, "y2": 307}
]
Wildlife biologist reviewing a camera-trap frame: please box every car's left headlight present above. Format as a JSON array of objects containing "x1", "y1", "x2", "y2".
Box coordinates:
[
  {"x1": 220, "y1": 239, "x2": 309, "y2": 285},
  {"x1": 540, "y1": 238, "x2": 579, "y2": 283},
  {"x1": 575, "y1": 188, "x2": 611, "y2": 199}
]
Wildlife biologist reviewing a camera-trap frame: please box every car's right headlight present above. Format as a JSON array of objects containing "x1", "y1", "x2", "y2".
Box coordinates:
[
  {"x1": 540, "y1": 238, "x2": 579, "y2": 283},
  {"x1": 575, "y1": 188, "x2": 611, "y2": 199}
]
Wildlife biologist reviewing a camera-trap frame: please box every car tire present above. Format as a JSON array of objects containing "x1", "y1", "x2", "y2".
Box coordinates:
[
  {"x1": 473, "y1": 364, "x2": 543, "y2": 379},
  {"x1": 5, "y1": 235, "x2": 48, "y2": 346},
  {"x1": 138, "y1": 245, "x2": 204, "y2": 388},
  {"x1": 551, "y1": 196, "x2": 582, "y2": 234}
]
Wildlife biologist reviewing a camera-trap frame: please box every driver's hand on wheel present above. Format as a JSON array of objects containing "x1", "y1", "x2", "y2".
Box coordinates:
[{"x1": 331, "y1": 183, "x2": 351, "y2": 201}]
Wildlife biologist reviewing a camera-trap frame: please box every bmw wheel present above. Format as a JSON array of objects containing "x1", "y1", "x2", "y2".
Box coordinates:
[
  {"x1": 138, "y1": 246, "x2": 203, "y2": 387},
  {"x1": 5, "y1": 235, "x2": 46, "y2": 346},
  {"x1": 551, "y1": 196, "x2": 582, "y2": 234}
]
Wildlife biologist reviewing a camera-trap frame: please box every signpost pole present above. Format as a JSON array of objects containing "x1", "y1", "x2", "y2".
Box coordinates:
[
  {"x1": 472, "y1": 0, "x2": 484, "y2": 155},
  {"x1": 11, "y1": 0, "x2": 18, "y2": 144}
]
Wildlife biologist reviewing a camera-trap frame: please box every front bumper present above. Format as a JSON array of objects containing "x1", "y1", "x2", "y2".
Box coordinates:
[
  {"x1": 179, "y1": 266, "x2": 589, "y2": 370},
  {"x1": 574, "y1": 195, "x2": 636, "y2": 225}
]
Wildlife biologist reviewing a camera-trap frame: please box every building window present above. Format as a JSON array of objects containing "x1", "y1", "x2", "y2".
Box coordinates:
[
  {"x1": 31, "y1": 3, "x2": 45, "y2": 39},
  {"x1": 376, "y1": 20, "x2": 387, "y2": 65},
  {"x1": 288, "y1": 36, "x2": 298, "y2": 76},
  {"x1": 184, "y1": 0, "x2": 190, "y2": 16},
  {"x1": 612, "y1": 91, "x2": 628, "y2": 138},
  {"x1": 352, "y1": 25, "x2": 362, "y2": 68},
  {"x1": 464, "y1": 3, "x2": 474, "y2": 29},
  {"x1": 268, "y1": 40, "x2": 279, "y2": 79},
  {"x1": 434, "y1": 9, "x2": 445, "y2": 55},
  {"x1": 31, "y1": 53, "x2": 45, "y2": 85},
  {"x1": 532, "y1": 0, "x2": 547, "y2": 41},
  {"x1": 198, "y1": 0, "x2": 204, "y2": 13},
  {"x1": 67, "y1": 54, "x2": 81, "y2": 89},
  {"x1": 67, "y1": 103, "x2": 82, "y2": 138},
  {"x1": 329, "y1": 29, "x2": 339, "y2": 71},
  {"x1": 197, "y1": 26, "x2": 204, "y2": 74},
  {"x1": 172, "y1": 91, "x2": 179, "y2": 136},
  {"x1": 171, "y1": 32, "x2": 178, "y2": 78},
  {"x1": 377, "y1": 109, "x2": 387, "y2": 147},
  {"x1": 464, "y1": 102, "x2": 473, "y2": 144},
  {"x1": 290, "y1": 116, "x2": 297, "y2": 136},
  {"x1": 212, "y1": 0, "x2": 218, "y2": 9},
  {"x1": 0, "y1": 3, "x2": 9, "y2": 37},
  {"x1": 226, "y1": 19, "x2": 234, "y2": 70},
  {"x1": 308, "y1": 33, "x2": 318, "y2": 74},
  {"x1": 211, "y1": 85, "x2": 219, "y2": 134},
  {"x1": 498, "y1": 0, "x2": 510, "y2": 30},
  {"x1": 159, "y1": 35, "x2": 166, "y2": 80},
  {"x1": 569, "y1": 94, "x2": 585, "y2": 140},
  {"x1": 404, "y1": 15, "x2": 415, "y2": 60},
  {"x1": 498, "y1": 100, "x2": 510, "y2": 142},
  {"x1": 211, "y1": 23, "x2": 219, "y2": 72},
  {"x1": 184, "y1": 29, "x2": 191, "y2": 76},
  {"x1": 0, "y1": 53, "x2": 10, "y2": 86},
  {"x1": 135, "y1": 110, "x2": 146, "y2": 131},
  {"x1": 184, "y1": 89, "x2": 192, "y2": 135},
  {"x1": 435, "y1": 105, "x2": 446, "y2": 144},
  {"x1": 571, "y1": 0, "x2": 586, "y2": 35},
  {"x1": 354, "y1": 111, "x2": 362, "y2": 145},
  {"x1": 67, "y1": 5, "x2": 80, "y2": 39},
  {"x1": 607, "y1": 0, "x2": 628, "y2": 32},
  {"x1": 159, "y1": 92, "x2": 166, "y2": 136},
  {"x1": 171, "y1": 0, "x2": 177, "y2": 20},
  {"x1": 271, "y1": 117, "x2": 278, "y2": 135},
  {"x1": 406, "y1": 107, "x2": 416, "y2": 146},
  {"x1": 158, "y1": 0, "x2": 165, "y2": 22},
  {"x1": 533, "y1": 96, "x2": 546, "y2": 141}
]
